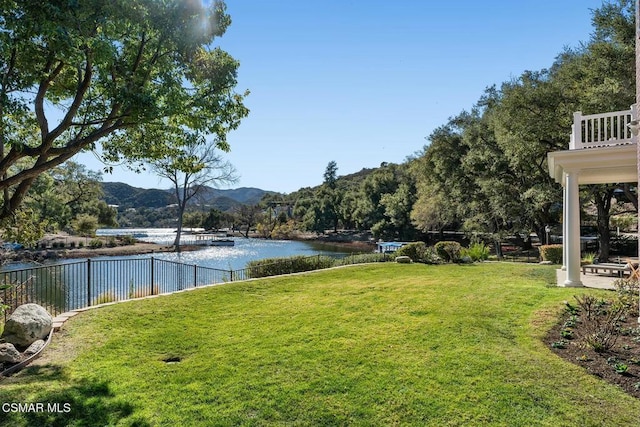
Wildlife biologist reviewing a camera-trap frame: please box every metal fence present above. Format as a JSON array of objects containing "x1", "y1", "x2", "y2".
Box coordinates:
[
  {"x1": 0, "y1": 257, "x2": 234, "y2": 319},
  {"x1": 1, "y1": 254, "x2": 375, "y2": 319}
]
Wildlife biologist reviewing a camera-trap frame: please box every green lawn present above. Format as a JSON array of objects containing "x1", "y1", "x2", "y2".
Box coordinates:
[{"x1": 1, "y1": 263, "x2": 639, "y2": 426}]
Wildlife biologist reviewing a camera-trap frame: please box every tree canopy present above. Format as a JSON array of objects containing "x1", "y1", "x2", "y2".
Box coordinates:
[{"x1": 0, "y1": 0, "x2": 248, "y2": 219}]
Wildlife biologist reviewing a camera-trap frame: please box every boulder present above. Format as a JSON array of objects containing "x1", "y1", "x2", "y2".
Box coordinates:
[
  {"x1": 395, "y1": 256, "x2": 413, "y2": 264},
  {"x1": 24, "y1": 339, "x2": 46, "y2": 356},
  {"x1": 1, "y1": 303, "x2": 52, "y2": 347},
  {"x1": 0, "y1": 343, "x2": 22, "y2": 364}
]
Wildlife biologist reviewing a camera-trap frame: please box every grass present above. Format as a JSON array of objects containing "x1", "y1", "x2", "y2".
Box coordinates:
[{"x1": 1, "y1": 263, "x2": 639, "y2": 426}]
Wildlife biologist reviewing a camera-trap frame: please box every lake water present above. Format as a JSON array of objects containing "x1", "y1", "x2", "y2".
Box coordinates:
[{"x1": 96, "y1": 228, "x2": 357, "y2": 270}]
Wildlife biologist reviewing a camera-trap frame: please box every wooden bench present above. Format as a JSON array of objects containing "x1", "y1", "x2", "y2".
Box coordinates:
[{"x1": 581, "y1": 263, "x2": 631, "y2": 277}]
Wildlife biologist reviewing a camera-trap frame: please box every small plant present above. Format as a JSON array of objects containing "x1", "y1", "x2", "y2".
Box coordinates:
[
  {"x1": 106, "y1": 236, "x2": 118, "y2": 248},
  {"x1": 79, "y1": 241, "x2": 85, "y2": 248},
  {"x1": 464, "y1": 242, "x2": 490, "y2": 262},
  {"x1": 564, "y1": 301, "x2": 580, "y2": 316},
  {"x1": 69, "y1": 241, "x2": 76, "y2": 248},
  {"x1": 561, "y1": 328, "x2": 574, "y2": 339},
  {"x1": 614, "y1": 363, "x2": 629, "y2": 375},
  {"x1": 89, "y1": 238, "x2": 104, "y2": 249},
  {"x1": 551, "y1": 340, "x2": 567, "y2": 349},
  {"x1": 581, "y1": 252, "x2": 597, "y2": 266}
]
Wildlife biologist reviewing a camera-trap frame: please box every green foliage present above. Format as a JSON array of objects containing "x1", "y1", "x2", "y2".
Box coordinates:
[
  {"x1": 581, "y1": 252, "x2": 597, "y2": 265},
  {"x1": 395, "y1": 242, "x2": 440, "y2": 264},
  {"x1": 434, "y1": 241, "x2": 462, "y2": 263},
  {"x1": 246, "y1": 256, "x2": 336, "y2": 278},
  {"x1": 73, "y1": 214, "x2": 99, "y2": 237},
  {"x1": 0, "y1": 0, "x2": 247, "y2": 219},
  {"x1": 334, "y1": 253, "x2": 391, "y2": 265},
  {"x1": 1, "y1": 208, "x2": 47, "y2": 248},
  {"x1": 89, "y1": 239, "x2": 104, "y2": 249},
  {"x1": 539, "y1": 245, "x2": 563, "y2": 264},
  {"x1": 463, "y1": 242, "x2": 490, "y2": 262}
]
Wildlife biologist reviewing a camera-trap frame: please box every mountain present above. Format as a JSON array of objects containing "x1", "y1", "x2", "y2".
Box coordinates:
[{"x1": 101, "y1": 182, "x2": 269, "y2": 211}]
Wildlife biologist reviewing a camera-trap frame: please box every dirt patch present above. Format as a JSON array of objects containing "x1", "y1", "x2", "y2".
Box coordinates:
[{"x1": 544, "y1": 302, "x2": 640, "y2": 399}]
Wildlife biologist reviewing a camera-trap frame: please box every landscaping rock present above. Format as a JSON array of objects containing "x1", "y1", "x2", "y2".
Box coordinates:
[
  {"x1": 0, "y1": 343, "x2": 22, "y2": 363},
  {"x1": 395, "y1": 256, "x2": 413, "y2": 264},
  {"x1": 1, "y1": 303, "x2": 52, "y2": 347},
  {"x1": 24, "y1": 339, "x2": 46, "y2": 356}
]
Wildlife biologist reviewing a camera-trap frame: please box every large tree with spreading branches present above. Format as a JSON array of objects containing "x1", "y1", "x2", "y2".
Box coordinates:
[{"x1": 0, "y1": 0, "x2": 248, "y2": 220}]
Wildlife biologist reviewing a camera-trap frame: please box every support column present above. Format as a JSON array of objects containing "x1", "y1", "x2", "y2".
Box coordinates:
[
  {"x1": 563, "y1": 170, "x2": 583, "y2": 287},
  {"x1": 562, "y1": 186, "x2": 567, "y2": 271}
]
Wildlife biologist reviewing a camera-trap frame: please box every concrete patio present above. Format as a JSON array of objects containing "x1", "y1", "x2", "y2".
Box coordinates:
[{"x1": 556, "y1": 269, "x2": 619, "y2": 290}]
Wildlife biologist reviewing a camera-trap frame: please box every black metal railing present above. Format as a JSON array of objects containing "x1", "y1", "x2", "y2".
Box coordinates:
[{"x1": 1, "y1": 253, "x2": 382, "y2": 319}]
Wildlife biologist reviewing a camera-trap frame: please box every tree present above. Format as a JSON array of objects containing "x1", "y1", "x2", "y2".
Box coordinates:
[
  {"x1": 235, "y1": 204, "x2": 263, "y2": 238},
  {"x1": 150, "y1": 134, "x2": 237, "y2": 251},
  {"x1": 0, "y1": 0, "x2": 247, "y2": 220}
]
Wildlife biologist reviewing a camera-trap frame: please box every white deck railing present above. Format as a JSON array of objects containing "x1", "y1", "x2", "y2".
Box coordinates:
[{"x1": 570, "y1": 105, "x2": 637, "y2": 149}]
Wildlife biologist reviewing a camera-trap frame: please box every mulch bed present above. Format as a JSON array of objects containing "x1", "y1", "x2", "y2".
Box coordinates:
[{"x1": 544, "y1": 304, "x2": 640, "y2": 399}]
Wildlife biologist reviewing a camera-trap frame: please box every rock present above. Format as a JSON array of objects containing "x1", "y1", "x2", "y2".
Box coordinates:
[
  {"x1": 0, "y1": 343, "x2": 22, "y2": 363},
  {"x1": 24, "y1": 339, "x2": 46, "y2": 356},
  {"x1": 1, "y1": 303, "x2": 53, "y2": 347},
  {"x1": 395, "y1": 256, "x2": 413, "y2": 264}
]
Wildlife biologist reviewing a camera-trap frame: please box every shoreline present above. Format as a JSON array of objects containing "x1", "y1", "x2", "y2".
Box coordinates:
[{"x1": 1, "y1": 231, "x2": 376, "y2": 264}]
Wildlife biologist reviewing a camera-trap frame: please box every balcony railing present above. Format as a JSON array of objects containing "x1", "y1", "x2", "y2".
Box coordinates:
[{"x1": 570, "y1": 106, "x2": 637, "y2": 149}]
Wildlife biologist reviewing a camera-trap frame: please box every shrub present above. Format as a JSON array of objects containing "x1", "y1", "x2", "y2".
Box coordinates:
[
  {"x1": 612, "y1": 277, "x2": 639, "y2": 318},
  {"x1": 581, "y1": 252, "x2": 597, "y2": 266},
  {"x1": 434, "y1": 241, "x2": 462, "y2": 263},
  {"x1": 89, "y1": 238, "x2": 104, "y2": 249},
  {"x1": 106, "y1": 236, "x2": 118, "y2": 248},
  {"x1": 120, "y1": 235, "x2": 137, "y2": 246},
  {"x1": 395, "y1": 242, "x2": 427, "y2": 262},
  {"x1": 463, "y1": 242, "x2": 490, "y2": 262},
  {"x1": 335, "y1": 253, "x2": 391, "y2": 266},
  {"x1": 539, "y1": 244, "x2": 563, "y2": 264},
  {"x1": 246, "y1": 255, "x2": 336, "y2": 279}
]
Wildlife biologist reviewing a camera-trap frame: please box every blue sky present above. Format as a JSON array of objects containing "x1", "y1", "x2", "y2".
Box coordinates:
[{"x1": 76, "y1": 0, "x2": 606, "y2": 194}]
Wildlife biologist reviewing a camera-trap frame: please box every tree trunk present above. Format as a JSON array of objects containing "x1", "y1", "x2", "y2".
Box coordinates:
[{"x1": 593, "y1": 187, "x2": 615, "y2": 262}]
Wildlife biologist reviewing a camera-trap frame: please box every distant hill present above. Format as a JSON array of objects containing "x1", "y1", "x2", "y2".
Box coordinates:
[{"x1": 101, "y1": 182, "x2": 270, "y2": 211}]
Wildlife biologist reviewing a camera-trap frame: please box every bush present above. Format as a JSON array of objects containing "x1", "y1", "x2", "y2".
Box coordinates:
[
  {"x1": 395, "y1": 242, "x2": 426, "y2": 262},
  {"x1": 395, "y1": 242, "x2": 441, "y2": 264},
  {"x1": 434, "y1": 241, "x2": 462, "y2": 263},
  {"x1": 246, "y1": 255, "x2": 336, "y2": 279},
  {"x1": 612, "y1": 277, "x2": 639, "y2": 318},
  {"x1": 539, "y1": 244, "x2": 563, "y2": 264},
  {"x1": 463, "y1": 242, "x2": 490, "y2": 262},
  {"x1": 120, "y1": 235, "x2": 137, "y2": 246},
  {"x1": 89, "y1": 238, "x2": 104, "y2": 249},
  {"x1": 106, "y1": 236, "x2": 118, "y2": 247},
  {"x1": 335, "y1": 253, "x2": 391, "y2": 266}
]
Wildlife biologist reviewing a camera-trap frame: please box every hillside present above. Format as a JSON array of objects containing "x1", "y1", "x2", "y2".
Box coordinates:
[{"x1": 101, "y1": 182, "x2": 269, "y2": 211}]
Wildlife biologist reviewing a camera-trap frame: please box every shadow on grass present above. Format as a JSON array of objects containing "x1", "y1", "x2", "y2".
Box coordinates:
[{"x1": 0, "y1": 364, "x2": 150, "y2": 427}]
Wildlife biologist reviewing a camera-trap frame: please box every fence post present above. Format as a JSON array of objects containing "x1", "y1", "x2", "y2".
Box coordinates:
[
  {"x1": 150, "y1": 257, "x2": 155, "y2": 295},
  {"x1": 194, "y1": 264, "x2": 197, "y2": 288},
  {"x1": 87, "y1": 259, "x2": 92, "y2": 307},
  {"x1": 230, "y1": 269, "x2": 234, "y2": 282}
]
